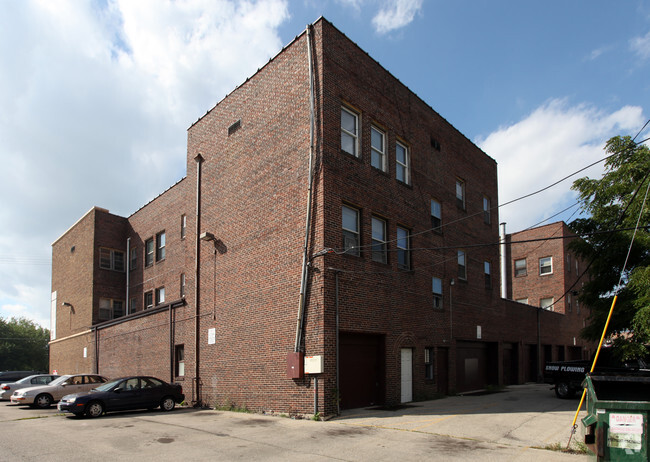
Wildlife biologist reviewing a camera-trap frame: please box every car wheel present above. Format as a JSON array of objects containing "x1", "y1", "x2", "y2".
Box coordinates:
[
  {"x1": 35, "y1": 394, "x2": 53, "y2": 408},
  {"x1": 85, "y1": 401, "x2": 104, "y2": 418},
  {"x1": 555, "y1": 382, "x2": 575, "y2": 399},
  {"x1": 160, "y1": 396, "x2": 175, "y2": 411}
]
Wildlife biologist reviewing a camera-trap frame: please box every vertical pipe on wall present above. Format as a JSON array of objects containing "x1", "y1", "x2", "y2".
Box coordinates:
[
  {"x1": 126, "y1": 238, "x2": 130, "y2": 314},
  {"x1": 194, "y1": 154, "x2": 204, "y2": 405},
  {"x1": 294, "y1": 24, "x2": 316, "y2": 353},
  {"x1": 499, "y1": 223, "x2": 507, "y2": 299}
]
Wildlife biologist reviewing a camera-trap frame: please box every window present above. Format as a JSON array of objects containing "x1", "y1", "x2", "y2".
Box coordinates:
[
  {"x1": 483, "y1": 196, "x2": 491, "y2": 224},
  {"x1": 98, "y1": 298, "x2": 124, "y2": 321},
  {"x1": 156, "y1": 231, "x2": 166, "y2": 262},
  {"x1": 396, "y1": 141, "x2": 410, "y2": 184},
  {"x1": 130, "y1": 247, "x2": 137, "y2": 271},
  {"x1": 397, "y1": 226, "x2": 411, "y2": 270},
  {"x1": 567, "y1": 293, "x2": 572, "y2": 312},
  {"x1": 371, "y1": 217, "x2": 387, "y2": 263},
  {"x1": 342, "y1": 205, "x2": 360, "y2": 256},
  {"x1": 181, "y1": 214, "x2": 187, "y2": 239},
  {"x1": 180, "y1": 273, "x2": 186, "y2": 298},
  {"x1": 539, "y1": 257, "x2": 553, "y2": 275},
  {"x1": 129, "y1": 297, "x2": 137, "y2": 314},
  {"x1": 514, "y1": 258, "x2": 527, "y2": 277},
  {"x1": 341, "y1": 107, "x2": 359, "y2": 156},
  {"x1": 540, "y1": 297, "x2": 554, "y2": 310},
  {"x1": 175, "y1": 345, "x2": 185, "y2": 377},
  {"x1": 144, "y1": 291, "x2": 153, "y2": 310},
  {"x1": 516, "y1": 298, "x2": 529, "y2": 305},
  {"x1": 432, "y1": 277, "x2": 442, "y2": 309},
  {"x1": 484, "y1": 261, "x2": 492, "y2": 289},
  {"x1": 155, "y1": 287, "x2": 165, "y2": 306},
  {"x1": 99, "y1": 248, "x2": 125, "y2": 272},
  {"x1": 576, "y1": 299, "x2": 580, "y2": 314},
  {"x1": 145, "y1": 238, "x2": 154, "y2": 267},
  {"x1": 425, "y1": 347, "x2": 434, "y2": 380},
  {"x1": 456, "y1": 179, "x2": 466, "y2": 210},
  {"x1": 431, "y1": 199, "x2": 442, "y2": 232},
  {"x1": 458, "y1": 250, "x2": 467, "y2": 280},
  {"x1": 371, "y1": 126, "x2": 386, "y2": 171},
  {"x1": 566, "y1": 254, "x2": 571, "y2": 273}
]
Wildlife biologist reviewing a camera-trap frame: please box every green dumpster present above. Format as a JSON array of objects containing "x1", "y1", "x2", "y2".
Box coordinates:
[{"x1": 582, "y1": 374, "x2": 650, "y2": 461}]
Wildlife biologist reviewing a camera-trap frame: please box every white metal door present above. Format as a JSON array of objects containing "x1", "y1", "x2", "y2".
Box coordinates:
[{"x1": 401, "y1": 348, "x2": 413, "y2": 403}]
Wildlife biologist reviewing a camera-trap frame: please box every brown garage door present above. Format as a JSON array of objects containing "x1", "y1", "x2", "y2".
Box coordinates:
[
  {"x1": 456, "y1": 341, "x2": 498, "y2": 393},
  {"x1": 339, "y1": 333, "x2": 385, "y2": 409}
]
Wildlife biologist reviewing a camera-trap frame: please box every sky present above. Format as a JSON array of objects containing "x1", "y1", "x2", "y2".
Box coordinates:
[{"x1": 1, "y1": 0, "x2": 649, "y2": 328}]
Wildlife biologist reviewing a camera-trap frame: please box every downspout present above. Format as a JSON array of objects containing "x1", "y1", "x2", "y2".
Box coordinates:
[
  {"x1": 194, "y1": 154, "x2": 204, "y2": 405},
  {"x1": 499, "y1": 223, "x2": 507, "y2": 299},
  {"x1": 126, "y1": 238, "x2": 130, "y2": 314},
  {"x1": 294, "y1": 24, "x2": 316, "y2": 353}
]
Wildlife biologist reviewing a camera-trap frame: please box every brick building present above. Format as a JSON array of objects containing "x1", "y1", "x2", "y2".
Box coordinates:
[
  {"x1": 50, "y1": 18, "x2": 588, "y2": 415},
  {"x1": 504, "y1": 221, "x2": 592, "y2": 368}
]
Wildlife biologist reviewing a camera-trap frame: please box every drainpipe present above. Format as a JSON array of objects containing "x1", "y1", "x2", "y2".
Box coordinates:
[
  {"x1": 194, "y1": 154, "x2": 204, "y2": 405},
  {"x1": 499, "y1": 223, "x2": 507, "y2": 299},
  {"x1": 294, "y1": 24, "x2": 316, "y2": 353},
  {"x1": 126, "y1": 237, "x2": 130, "y2": 314}
]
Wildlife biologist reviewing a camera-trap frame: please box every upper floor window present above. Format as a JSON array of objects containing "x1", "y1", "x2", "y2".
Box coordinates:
[
  {"x1": 156, "y1": 231, "x2": 166, "y2": 262},
  {"x1": 484, "y1": 261, "x2": 492, "y2": 289},
  {"x1": 180, "y1": 273, "x2": 186, "y2": 298},
  {"x1": 456, "y1": 179, "x2": 466, "y2": 210},
  {"x1": 341, "y1": 107, "x2": 359, "y2": 156},
  {"x1": 458, "y1": 250, "x2": 467, "y2": 280},
  {"x1": 539, "y1": 256, "x2": 553, "y2": 275},
  {"x1": 342, "y1": 205, "x2": 360, "y2": 256},
  {"x1": 129, "y1": 297, "x2": 137, "y2": 314},
  {"x1": 431, "y1": 199, "x2": 442, "y2": 232},
  {"x1": 144, "y1": 291, "x2": 153, "y2": 310},
  {"x1": 432, "y1": 277, "x2": 442, "y2": 309},
  {"x1": 371, "y1": 216, "x2": 387, "y2": 264},
  {"x1": 155, "y1": 287, "x2": 165, "y2": 306},
  {"x1": 396, "y1": 141, "x2": 410, "y2": 184},
  {"x1": 567, "y1": 293, "x2": 572, "y2": 312},
  {"x1": 181, "y1": 214, "x2": 187, "y2": 239},
  {"x1": 99, "y1": 298, "x2": 124, "y2": 321},
  {"x1": 397, "y1": 226, "x2": 411, "y2": 270},
  {"x1": 483, "y1": 196, "x2": 491, "y2": 224},
  {"x1": 129, "y1": 247, "x2": 137, "y2": 271},
  {"x1": 99, "y1": 247, "x2": 125, "y2": 272},
  {"x1": 371, "y1": 126, "x2": 386, "y2": 171},
  {"x1": 514, "y1": 258, "x2": 527, "y2": 277},
  {"x1": 540, "y1": 297, "x2": 554, "y2": 310},
  {"x1": 566, "y1": 253, "x2": 571, "y2": 273},
  {"x1": 516, "y1": 298, "x2": 529, "y2": 305},
  {"x1": 145, "y1": 238, "x2": 154, "y2": 267}
]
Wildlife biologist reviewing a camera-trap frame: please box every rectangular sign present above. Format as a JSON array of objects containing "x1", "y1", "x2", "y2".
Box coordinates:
[{"x1": 608, "y1": 413, "x2": 643, "y2": 450}]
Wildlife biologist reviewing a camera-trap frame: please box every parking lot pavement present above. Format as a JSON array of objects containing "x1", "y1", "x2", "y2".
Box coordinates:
[{"x1": 0, "y1": 384, "x2": 590, "y2": 461}]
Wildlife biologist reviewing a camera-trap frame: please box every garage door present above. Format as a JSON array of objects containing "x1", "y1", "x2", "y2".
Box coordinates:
[
  {"x1": 456, "y1": 341, "x2": 497, "y2": 393},
  {"x1": 339, "y1": 333, "x2": 385, "y2": 409}
]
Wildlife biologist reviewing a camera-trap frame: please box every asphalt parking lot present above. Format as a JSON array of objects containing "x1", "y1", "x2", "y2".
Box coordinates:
[{"x1": 0, "y1": 383, "x2": 589, "y2": 461}]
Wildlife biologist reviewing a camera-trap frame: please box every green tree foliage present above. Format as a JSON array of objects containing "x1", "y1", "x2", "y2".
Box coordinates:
[
  {"x1": 0, "y1": 317, "x2": 50, "y2": 371},
  {"x1": 570, "y1": 135, "x2": 650, "y2": 358}
]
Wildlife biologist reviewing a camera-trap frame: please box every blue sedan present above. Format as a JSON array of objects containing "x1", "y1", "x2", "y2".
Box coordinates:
[{"x1": 58, "y1": 376, "x2": 184, "y2": 418}]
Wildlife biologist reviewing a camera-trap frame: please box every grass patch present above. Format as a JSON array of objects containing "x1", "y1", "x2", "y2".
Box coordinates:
[{"x1": 542, "y1": 441, "x2": 589, "y2": 455}]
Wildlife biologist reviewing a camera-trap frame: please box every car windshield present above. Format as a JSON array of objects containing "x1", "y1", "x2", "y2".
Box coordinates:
[
  {"x1": 94, "y1": 379, "x2": 122, "y2": 392},
  {"x1": 47, "y1": 375, "x2": 72, "y2": 386}
]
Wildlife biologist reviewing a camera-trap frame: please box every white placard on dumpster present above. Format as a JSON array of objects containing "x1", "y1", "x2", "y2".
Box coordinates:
[{"x1": 608, "y1": 413, "x2": 643, "y2": 450}]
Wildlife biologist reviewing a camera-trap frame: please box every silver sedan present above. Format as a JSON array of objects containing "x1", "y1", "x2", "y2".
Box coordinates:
[{"x1": 1, "y1": 374, "x2": 60, "y2": 400}]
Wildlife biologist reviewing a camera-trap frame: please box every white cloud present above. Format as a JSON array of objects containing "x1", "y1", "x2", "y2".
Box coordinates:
[
  {"x1": 477, "y1": 99, "x2": 645, "y2": 232},
  {"x1": 631, "y1": 31, "x2": 650, "y2": 60},
  {"x1": 0, "y1": 0, "x2": 289, "y2": 328},
  {"x1": 372, "y1": 0, "x2": 422, "y2": 34}
]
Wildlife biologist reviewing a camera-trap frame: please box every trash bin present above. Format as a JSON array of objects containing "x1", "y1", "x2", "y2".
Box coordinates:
[{"x1": 581, "y1": 373, "x2": 650, "y2": 461}]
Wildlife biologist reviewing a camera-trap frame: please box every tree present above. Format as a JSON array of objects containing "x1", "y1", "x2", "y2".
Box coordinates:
[
  {"x1": 570, "y1": 135, "x2": 650, "y2": 358},
  {"x1": 0, "y1": 317, "x2": 50, "y2": 371}
]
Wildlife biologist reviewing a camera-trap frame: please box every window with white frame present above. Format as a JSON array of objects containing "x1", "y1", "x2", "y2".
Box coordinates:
[
  {"x1": 483, "y1": 196, "x2": 491, "y2": 224},
  {"x1": 155, "y1": 287, "x2": 165, "y2": 306},
  {"x1": 431, "y1": 199, "x2": 442, "y2": 232},
  {"x1": 484, "y1": 261, "x2": 492, "y2": 289},
  {"x1": 456, "y1": 179, "x2": 466, "y2": 210},
  {"x1": 425, "y1": 347, "x2": 434, "y2": 380},
  {"x1": 432, "y1": 277, "x2": 442, "y2": 309},
  {"x1": 396, "y1": 141, "x2": 410, "y2": 184},
  {"x1": 539, "y1": 256, "x2": 553, "y2": 275},
  {"x1": 371, "y1": 126, "x2": 386, "y2": 171},
  {"x1": 156, "y1": 231, "x2": 166, "y2": 262},
  {"x1": 397, "y1": 226, "x2": 411, "y2": 270},
  {"x1": 175, "y1": 344, "x2": 185, "y2": 377},
  {"x1": 341, "y1": 107, "x2": 359, "y2": 156},
  {"x1": 458, "y1": 250, "x2": 467, "y2": 280},
  {"x1": 144, "y1": 291, "x2": 153, "y2": 310},
  {"x1": 145, "y1": 238, "x2": 154, "y2": 267},
  {"x1": 342, "y1": 205, "x2": 360, "y2": 256},
  {"x1": 180, "y1": 273, "x2": 186, "y2": 298},
  {"x1": 371, "y1": 216, "x2": 387, "y2": 263},
  {"x1": 181, "y1": 214, "x2": 187, "y2": 239},
  {"x1": 514, "y1": 258, "x2": 527, "y2": 277},
  {"x1": 99, "y1": 247, "x2": 125, "y2": 272},
  {"x1": 540, "y1": 297, "x2": 554, "y2": 310}
]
